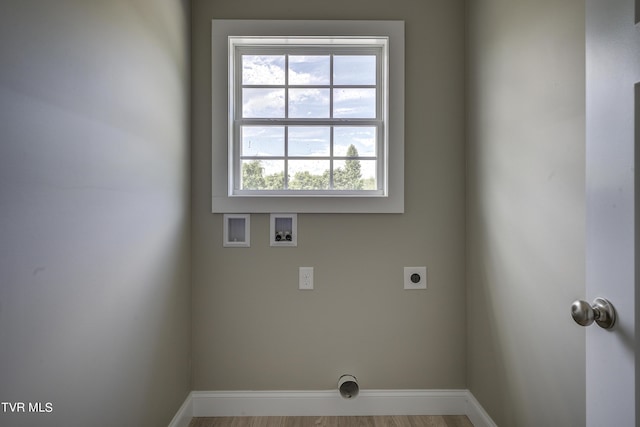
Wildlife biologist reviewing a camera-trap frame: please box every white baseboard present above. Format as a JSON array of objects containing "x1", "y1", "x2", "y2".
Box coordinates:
[
  {"x1": 168, "y1": 392, "x2": 194, "y2": 427},
  {"x1": 169, "y1": 390, "x2": 497, "y2": 427},
  {"x1": 191, "y1": 389, "x2": 471, "y2": 417},
  {"x1": 464, "y1": 392, "x2": 498, "y2": 427}
]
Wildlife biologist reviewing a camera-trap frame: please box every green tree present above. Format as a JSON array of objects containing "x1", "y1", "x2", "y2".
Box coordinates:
[
  {"x1": 242, "y1": 162, "x2": 285, "y2": 190},
  {"x1": 289, "y1": 170, "x2": 329, "y2": 190},
  {"x1": 243, "y1": 147, "x2": 369, "y2": 191},
  {"x1": 242, "y1": 160, "x2": 265, "y2": 190},
  {"x1": 362, "y1": 177, "x2": 376, "y2": 190},
  {"x1": 265, "y1": 172, "x2": 285, "y2": 190},
  {"x1": 333, "y1": 144, "x2": 363, "y2": 190}
]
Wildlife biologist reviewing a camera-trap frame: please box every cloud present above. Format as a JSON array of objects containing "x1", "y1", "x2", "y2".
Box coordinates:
[
  {"x1": 242, "y1": 55, "x2": 285, "y2": 85},
  {"x1": 242, "y1": 88, "x2": 285, "y2": 118}
]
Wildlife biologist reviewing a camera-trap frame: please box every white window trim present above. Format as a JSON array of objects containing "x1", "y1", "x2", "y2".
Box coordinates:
[
  {"x1": 212, "y1": 20, "x2": 404, "y2": 213},
  {"x1": 230, "y1": 40, "x2": 387, "y2": 197}
]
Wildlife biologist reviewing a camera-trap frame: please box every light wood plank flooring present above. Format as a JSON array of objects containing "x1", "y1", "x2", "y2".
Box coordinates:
[{"x1": 188, "y1": 416, "x2": 474, "y2": 427}]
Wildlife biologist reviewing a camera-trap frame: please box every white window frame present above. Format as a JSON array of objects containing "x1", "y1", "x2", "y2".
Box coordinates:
[
  {"x1": 212, "y1": 20, "x2": 404, "y2": 213},
  {"x1": 231, "y1": 40, "x2": 386, "y2": 197}
]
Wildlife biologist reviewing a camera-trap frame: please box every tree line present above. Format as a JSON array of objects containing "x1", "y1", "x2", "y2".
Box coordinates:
[{"x1": 242, "y1": 144, "x2": 375, "y2": 191}]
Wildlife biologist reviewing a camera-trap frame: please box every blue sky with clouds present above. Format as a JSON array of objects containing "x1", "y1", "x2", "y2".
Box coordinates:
[{"x1": 240, "y1": 54, "x2": 377, "y2": 180}]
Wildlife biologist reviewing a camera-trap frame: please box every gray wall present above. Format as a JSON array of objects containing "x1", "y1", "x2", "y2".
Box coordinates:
[
  {"x1": 191, "y1": 0, "x2": 466, "y2": 390},
  {"x1": 0, "y1": 1, "x2": 191, "y2": 426},
  {"x1": 466, "y1": 0, "x2": 586, "y2": 426}
]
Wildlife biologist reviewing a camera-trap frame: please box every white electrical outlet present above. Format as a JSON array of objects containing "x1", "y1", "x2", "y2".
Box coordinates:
[
  {"x1": 404, "y1": 267, "x2": 427, "y2": 290},
  {"x1": 299, "y1": 267, "x2": 314, "y2": 290}
]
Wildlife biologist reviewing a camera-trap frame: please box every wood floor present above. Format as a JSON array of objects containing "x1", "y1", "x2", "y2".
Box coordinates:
[{"x1": 188, "y1": 416, "x2": 474, "y2": 427}]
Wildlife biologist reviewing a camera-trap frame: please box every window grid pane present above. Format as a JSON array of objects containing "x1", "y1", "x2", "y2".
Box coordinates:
[
  {"x1": 240, "y1": 53, "x2": 378, "y2": 121},
  {"x1": 239, "y1": 125, "x2": 378, "y2": 191},
  {"x1": 236, "y1": 46, "x2": 384, "y2": 194}
]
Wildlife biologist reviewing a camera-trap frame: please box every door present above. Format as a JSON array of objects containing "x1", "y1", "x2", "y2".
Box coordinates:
[{"x1": 586, "y1": 0, "x2": 640, "y2": 425}]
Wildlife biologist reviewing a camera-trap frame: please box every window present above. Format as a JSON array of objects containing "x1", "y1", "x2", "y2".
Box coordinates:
[
  {"x1": 212, "y1": 20, "x2": 404, "y2": 213},
  {"x1": 231, "y1": 38, "x2": 386, "y2": 196}
]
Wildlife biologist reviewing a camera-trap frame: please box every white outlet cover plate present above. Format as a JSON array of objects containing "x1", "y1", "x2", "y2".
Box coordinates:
[
  {"x1": 404, "y1": 267, "x2": 427, "y2": 289},
  {"x1": 299, "y1": 267, "x2": 314, "y2": 290}
]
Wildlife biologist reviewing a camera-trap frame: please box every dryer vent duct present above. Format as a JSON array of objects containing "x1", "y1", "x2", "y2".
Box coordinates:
[{"x1": 338, "y1": 374, "x2": 359, "y2": 399}]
